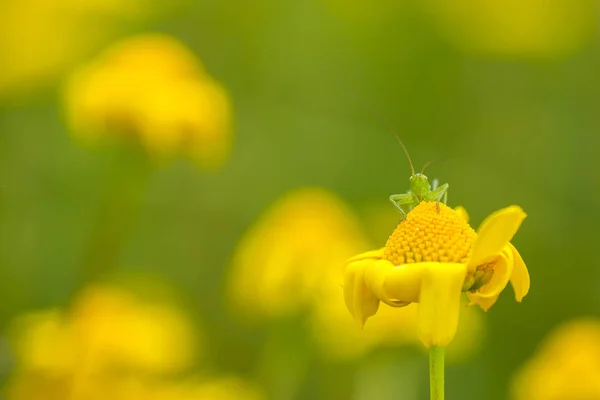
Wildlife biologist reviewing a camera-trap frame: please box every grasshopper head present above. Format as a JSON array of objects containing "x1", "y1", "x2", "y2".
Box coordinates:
[{"x1": 409, "y1": 173, "x2": 431, "y2": 200}]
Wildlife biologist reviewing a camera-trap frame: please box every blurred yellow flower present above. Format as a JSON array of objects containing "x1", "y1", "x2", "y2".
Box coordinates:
[
  {"x1": 6, "y1": 283, "x2": 199, "y2": 399},
  {"x1": 64, "y1": 33, "x2": 233, "y2": 169},
  {"x1": 511, "y1": 318, "x2": 600, "y2": 400},
  {"x1": 312, "y1": 282, "x2": 419, "y2": 360},
  {"x1": 344, "y1": 201, "x2": 529, "y2": 347},
  {"x1": 0, "y1": 0, "x2": 98, "y2": 97},
  {"x1": 0, "y1": 0, "x2": 181, "y2": 99},
  {"x1": 228, "y1": 187, "x2": 370, "y2": 318},
  {"x1": 422, "y1": 0, "x2": 596, "y2": 58},
  {"x1": 68, "y1": 284, "x2": 199, "y2": 373}
]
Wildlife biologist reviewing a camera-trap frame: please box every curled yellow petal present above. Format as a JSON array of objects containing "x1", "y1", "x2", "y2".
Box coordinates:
[
  {"x1": 416, "y1": 263, "x2": 467, "y2": 347},
  {"x1": 343, "y1": 259, "x2": 380, "y2": 327},
  {"x1": 363, "y1": 259, "x2": 410, "y2": 307},
  {"x1": 508, "y1": 243, "x2": 530, "y2": 302},
  {"x1": 468, "y1": 249, "x2": 513, "y2": 311},
  {"x1": 469, "y1": 206, "x2": 527, "y2": 271},
  {"x1": 479, "y1": 248, "x2": 514, "y2": 298}
]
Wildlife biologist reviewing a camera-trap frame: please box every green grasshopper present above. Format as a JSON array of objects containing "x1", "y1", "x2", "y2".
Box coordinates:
[{"x1": 389, "y1": 137, "x2": 449, "y2": 220}]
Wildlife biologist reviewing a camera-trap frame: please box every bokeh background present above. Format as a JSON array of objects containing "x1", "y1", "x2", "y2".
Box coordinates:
[{"x1": 1, "y1": 1, "x2": 599, "y2": 399}]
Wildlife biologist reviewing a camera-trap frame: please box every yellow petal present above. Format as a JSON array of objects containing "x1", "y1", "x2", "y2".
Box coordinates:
[
  {"x1": 346, "y1": 248, "x2": 384, "y2": 264},
  {"x1": 343, "y1": 259, "x2": 380, "y2": 327},
  {"x1": 467, "y1": 292, "x2": 498, "y2": 312},
  {"x1": 417, "y1": 263, "x2": 468, "y2": 347},
  {"x1": 468, "y1": 206, "x2": 527, "y2": 271},
  {"x1": 379, "y1": 264, "x2": 423, "y2": 304},
  {"x1": 508, "y1": 243, "x2": 530, "y2": 302},
  {"x1": 454, "y1": 206, "x2": 469, "y2": 223},
  {"x1": 363, "y1": 259, "x2": 410, "y2": 307},
  {"x1": 379, "y1": 262, "x2": 467, "y2": 347},
  {"x1": 468, "y1": 248, "x2": 513, "y2": 311}
]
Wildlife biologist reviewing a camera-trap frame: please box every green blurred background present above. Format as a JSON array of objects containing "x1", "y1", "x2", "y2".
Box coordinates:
[{"x1": 1, "y1": 1, "x2": 598, "y2": 399}]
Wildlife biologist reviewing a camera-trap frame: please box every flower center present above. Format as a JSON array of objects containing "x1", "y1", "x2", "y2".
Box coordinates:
[{"x1": 383, "y1": 202, "x2": 476, "y2": 265}]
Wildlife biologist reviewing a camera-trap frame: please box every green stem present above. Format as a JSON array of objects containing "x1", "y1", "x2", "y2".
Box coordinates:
[
  {"x1": 260, "y1": 316, "x2": 311, "y2": 400},
  {"x1": 81, "y1": 146, "x2": 152, "y2": 280},
  {"x1": 429, "y1": 346, "x2": 445, "y2": 400}
]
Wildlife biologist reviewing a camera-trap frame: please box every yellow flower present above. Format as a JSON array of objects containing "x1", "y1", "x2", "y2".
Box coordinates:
[
  {"x1": 64, "y1": 33, "x2": 233, "y2": 169},
  {"x1": 5, "y1": 283, "x2": 199, "y2": 399},
  {"x1": 4, "y1": 282, "x2": 265, "y2": 400},
  {"x1": 0, "y1": 0, "x2": 181, "y2": 99},
  {"x1": 313, "y1": 200, "x2": 485, "y2": 360},
  {"x1": 0, "y1": 0, "x2": 96, "y2": 97},
  {"x1": 67, "y1": 284, "x2": 199, "y2": 374},
  {"x1": 344, "y1": 201, "x2": 529, "y2": 347},
  {"x1": 511, "y1": 318, "x2": 600, "y2": 400},
  {"x1": 228, "y1": 187, "x2": 370, "y2": 319},
  {"x1": 422, "y1": 0, "x2": 595, "y2": 58}
]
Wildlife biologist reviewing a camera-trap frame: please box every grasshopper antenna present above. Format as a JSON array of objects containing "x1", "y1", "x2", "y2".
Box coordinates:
[
  {"x1": 420, "y1": 160, "x2": 434, "y2": 175},
  {"x1": 394, "y1": 135, "x2": 415, "y2": 176}
]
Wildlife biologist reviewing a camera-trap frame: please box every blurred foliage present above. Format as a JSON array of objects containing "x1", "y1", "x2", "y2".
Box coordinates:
[{"x1": 1, "y1": 0, "x2": 600, "y2": 399}]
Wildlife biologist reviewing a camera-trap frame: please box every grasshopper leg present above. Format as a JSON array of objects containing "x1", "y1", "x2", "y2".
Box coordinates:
[
  {"x1": 389, "y1": 193, "x2": 418, "y2": 220},
  {"x1": 424, "y1": 183, "x2": 449, "y2": 210},
  {"x1": 424, "y1": 183, "x2": 449, "y2": 203}
]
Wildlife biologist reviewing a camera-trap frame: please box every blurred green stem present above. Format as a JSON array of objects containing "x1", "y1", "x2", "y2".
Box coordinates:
[
  {"x1": 81, "y1": 146, "x2": 152, "y2": 280},
  {"x1": 429, "y1": 346, "x2": 444, "y2": 400},
  {"x1": 260, "y1": 316, "x2": 311, "y2": 400}
]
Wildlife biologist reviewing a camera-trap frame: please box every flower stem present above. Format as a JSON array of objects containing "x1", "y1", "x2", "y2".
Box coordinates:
[
  {"x1": 81, "y1": 146, "x2": 152, "y2": 280},
  {"x1": 429, "y1": 346, "x2": 445, "y2": 400}
]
